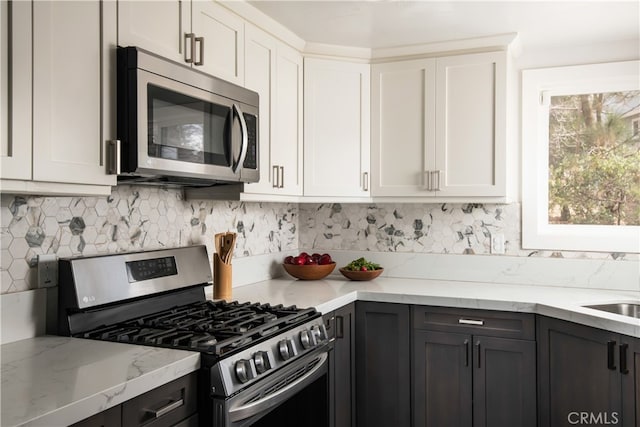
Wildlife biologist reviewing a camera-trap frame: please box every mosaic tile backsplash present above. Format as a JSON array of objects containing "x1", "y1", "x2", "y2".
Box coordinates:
[
  {"x1": 298, "y1": 203, "x2": 635, "y2": 260},
  {"x1": 1, "y1": 187, "x2": 297, "y2": 293},
  {"x1": 1, "y1": 188, "x2": 634, "y2": 294}
]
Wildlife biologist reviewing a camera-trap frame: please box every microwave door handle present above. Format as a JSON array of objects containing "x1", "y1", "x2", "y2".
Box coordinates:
[{"x1": 232, "y1": 104, "x2": 248, "y2": 174}]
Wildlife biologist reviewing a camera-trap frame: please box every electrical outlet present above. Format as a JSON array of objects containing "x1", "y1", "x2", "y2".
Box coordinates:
[
  {"x1": 37, "y1": 254, "x2": 58, "y2": 288},
  {"x1": 491, "y1": 234, "x2": 505, "y2": 255}
]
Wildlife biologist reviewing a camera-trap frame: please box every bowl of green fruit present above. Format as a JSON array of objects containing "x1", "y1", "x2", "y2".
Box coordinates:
[{"x1": 339, "y1": 257, "x2": 384, "y2": 281}]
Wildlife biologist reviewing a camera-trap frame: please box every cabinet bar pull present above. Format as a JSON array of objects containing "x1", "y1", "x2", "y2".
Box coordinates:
[
  {"x1": 459, "y1": 318, "x2": 484, "y2": 326},
  {"x1": 619, "y1": 343, "x2": 629, "y2": 374},
  {"x1": 476, "y1": 341, "x2": 481, "y2": 368},
  {"x1": 106, "y1": 140, "x2": 121, "y2": 175},
  {"x1": 279, "y1": 166, "x2": 284, "y2": 188},
  {"x1": 184, "y1": 33, "x2": 194, "y2": 63},
  {"x1": 336, "y1": 315, "x2": 344, "y2": 339},
  {"x1": 607, "y1": 340, "x2": 617, "y2": 370},
  {"x1": 194, "y1": 36, "x2": 204, "y2": 66},
  {"x1": 147, "y1": 398, "x2": 183, "y2": 418},
  {"x1": 272, "y1": 165, "x2": 279, "y2": 188},
  {"x1": 435, "y1": 170, "x2": 442, "y2": 191},
  {"x1": 423, "y1": 171, "x2": 431, "y2": 191},
  {"x1": 363, "y1": 172, "x2": 369, "y2": 191},
  {"x1": 464, "y1": 339, "x2": 469, "y2": 367}
]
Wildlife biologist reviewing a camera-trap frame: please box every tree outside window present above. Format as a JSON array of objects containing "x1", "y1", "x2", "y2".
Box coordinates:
[{"x1": 547, "y1": 91, "x2": 640, "y2": 227}]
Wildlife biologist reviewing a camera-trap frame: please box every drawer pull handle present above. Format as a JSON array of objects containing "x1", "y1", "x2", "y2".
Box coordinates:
[
  {"x1": 458, "y1": 318, "x2": 484, "y2": 326},
  {"x1": 619, "y1": 343, "x2": 629, "y2": 374},
  {"x1": 147, "y1": 398, "x2": 184, "y2": 418}
]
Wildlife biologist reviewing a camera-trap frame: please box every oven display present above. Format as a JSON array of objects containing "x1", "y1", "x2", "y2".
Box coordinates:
[{"x1": 126, "y1": 256, "x2": 177, "y2": 283}]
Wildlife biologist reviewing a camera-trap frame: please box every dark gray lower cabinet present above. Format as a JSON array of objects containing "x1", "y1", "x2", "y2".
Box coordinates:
[
  {"x1": 355, "y1": 301, "x2": 410, "y2": 427},
  {"x1": 71, "y1": 373, "x2": 198, "y2": 427},
  {"x1": 538, "y1": 316, "x2": 639, "y2": 427},
  {"x1": 324, "y1": 303, "x2": 356, "y2": 427},
  {"x1": 412, "y1": 306, "x2": 536, "y2": 427}
]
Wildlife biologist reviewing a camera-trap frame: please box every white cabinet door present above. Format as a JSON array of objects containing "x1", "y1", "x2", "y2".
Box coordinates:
[
  {"x1": 435, "y1": 51, "x2": 506, "y2": 197},
  {"x1": 243, "y1": 24, "x2": 277, "y2": 194},
  {"x1": 1, "y1": 0, "x2": 32, "y2": 181},
  {"x1": 304, "y1": 58, "x2": 370, "y2": 197},
  {"x1": 32, "y1": 0, "x2": 116, "y2": 187},
  {"x1": 117, "y1": 0, "x2": 188, "y2": 64},
  {"x1": 371, "y1": 52, "x2": 507, "y2": 200},
  {"x1": 192, "y1": 0, "x2": 244, "y2": 85},
  {"x1": 272, "y1": 44, "x2": 303, "y2": 195},
  {"x1": 371, "y1": 58, "x2": 436, "y2": 197}
]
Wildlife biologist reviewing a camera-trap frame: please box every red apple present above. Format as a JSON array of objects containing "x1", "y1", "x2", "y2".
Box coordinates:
[
  {"x1": 319, "y1": 254, "x2": 333, "y2": 265},
  {"x1": 293, "y1": 256, "x2": 305, "y2": 265},
  {"x1": 284, "y1": 256, "x2": 294, "y2": 264},
  {"x1": 299, "y1": 252, "x2": 309, "y2": 259}
]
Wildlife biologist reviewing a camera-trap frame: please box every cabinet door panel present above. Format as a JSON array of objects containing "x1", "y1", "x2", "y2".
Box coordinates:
[
  {"x1": 1, "y1": 0, "x2": 32, "y2": 180},
  {"x1": 413, "y1": 330, "x2": 472, "y2": 427},
  {"x1": 192, "y1": 1, "x2": 244, "y2": 85},
  {"x1": 32, "y1": 0, "x2": 116, "y2": 186},
  {"x1": 273, "y1": 45, "x2": 303, "y2": 195},
  {"x1": 473, "y1": 336, "x2": 536, "y2": 427},
  {"x1": 621, "y1": 337, "x2": 640, "y2": 427},
  {"x1": 435, "y1": 52, "x2": 506, "y2": 197},
  {"x1": 117, "y1": 1, "x2": 186, "y2": 64},
  {"x1": 334, "y1": 303, "x2": 356, "y2": 427},
  {"x1": 371, "y1": 59, "x2": 435, "y2": 197},
  {"x1": 537, "y1": 317, "x2": 622, "y2": 427},
  {"x1": 304, "y1": 58, "x2": 370, "y2": 197},
  {"x1": 356, "y1": 302, "x2": 410, "y2": 427},
  {"x1": 243, "y1": 25, "x2": 277, "y2": 194}
]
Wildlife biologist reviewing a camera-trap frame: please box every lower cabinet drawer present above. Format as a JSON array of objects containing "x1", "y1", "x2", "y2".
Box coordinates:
[
  {"x1": 412, "y1": 306, "x2": 535, "y2": 340},
  {"x1": 122, "y1": 373, "x2": 198, "y2": 427}
]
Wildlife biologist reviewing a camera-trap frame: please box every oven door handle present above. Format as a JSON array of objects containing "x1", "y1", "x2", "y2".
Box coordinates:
[{"x1": 228, "y1": 352, "x2": 328, "y2": 422}]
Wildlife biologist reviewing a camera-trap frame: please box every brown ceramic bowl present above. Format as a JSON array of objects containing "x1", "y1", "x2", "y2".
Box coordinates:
[
  {"x1": 283, "y1": 262, "x2": 336, "y2": 280},
  {"x1": 339, "y1": 267, "x2": 384, "y2": 281}
]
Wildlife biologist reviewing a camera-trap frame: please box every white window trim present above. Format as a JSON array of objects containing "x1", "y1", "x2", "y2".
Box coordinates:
[{"x1": 522, "y1": 61, "x2": 640, "y2": 254}]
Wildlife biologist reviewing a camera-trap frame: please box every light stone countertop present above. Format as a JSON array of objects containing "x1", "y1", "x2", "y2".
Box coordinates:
[
  {"x1": 2, "y1": 276, "x2": 638, "y2": 427},
  {"x1": 1, "y1": 336, "x2": 200, "y2": 427},
  {"x1": 216, "y1": 276, "x2": 640, "y2": 338}
]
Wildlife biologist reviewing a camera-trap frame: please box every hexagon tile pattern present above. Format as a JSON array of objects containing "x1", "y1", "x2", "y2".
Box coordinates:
[
  {"x1": 0, "y1": 187, "x2": 298, "y2": 294},
  {"x1": 1, "y1": 190, "x2": 633, "y2": 294},
  {"x1": 298, "y1": 203, "x2": 635, "y2": 261}
]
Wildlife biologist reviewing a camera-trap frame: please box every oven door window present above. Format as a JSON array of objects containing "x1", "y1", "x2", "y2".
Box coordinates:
[{"x1": 147, "y1": 84, "x2": 230, "y2": 166}]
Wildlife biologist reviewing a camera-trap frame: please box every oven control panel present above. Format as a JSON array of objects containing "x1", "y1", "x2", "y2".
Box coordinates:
[{"x1": 210, "y1": 318, "x2": 329, "y2": 397}]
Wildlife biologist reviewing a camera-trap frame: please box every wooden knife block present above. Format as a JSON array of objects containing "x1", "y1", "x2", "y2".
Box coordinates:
[{"x1": 213, "y1": 253, "x2": 232, "y2": 301}]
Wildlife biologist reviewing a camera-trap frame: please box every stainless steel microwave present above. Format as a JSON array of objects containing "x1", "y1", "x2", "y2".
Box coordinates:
[{"x1": 114, "y1": 46, "x2": 259, "y2": 187}]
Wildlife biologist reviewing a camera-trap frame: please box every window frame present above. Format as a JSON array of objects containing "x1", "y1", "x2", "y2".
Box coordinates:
[{"x1": 522, "y1": 60, "x2": 640, "y2": 254}]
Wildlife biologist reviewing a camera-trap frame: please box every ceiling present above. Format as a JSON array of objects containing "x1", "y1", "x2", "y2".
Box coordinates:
[{"x1": 247, "y1": 1, "x2": 640, "y2": 51}]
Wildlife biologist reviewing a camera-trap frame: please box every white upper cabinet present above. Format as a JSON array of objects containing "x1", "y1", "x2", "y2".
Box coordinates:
[
  {"x1": 118, "y1": 1, "x2": 244, "y2": 85},
  {"x1": 371, "y1": 51, "x2": 507, "y2": 200},
  {"x1": 192, "y1": 1, "x2": 244, "y2": 85},
  {"x1": 304, "y1": 58, "x2": 370, "y2": 198},
  {"x1": 117, "y1": 1, "x2": 188, "y2": 64},
  {"x1": 1, "y1": 0, "x2": 32, "y2": 181},
  {"x1": 371, "y1": 58, "x2": 436, "y2": 197},
  {"x1": 32, "y1": 0, "x2": 117, "y2": 187},
  {"x1": 242, "y1": 25, "x2": 303, "y2": 197},
  {"x1": 1, "y1": 0, "x2": 116, "y2": 194}
]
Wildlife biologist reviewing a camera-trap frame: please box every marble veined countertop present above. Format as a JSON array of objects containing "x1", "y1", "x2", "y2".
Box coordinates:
[
  {"x1": 3, "y1": 276, "x2": 638, "y2": 427},
  {"x1": 1, "y1": 336, "x2": 199, "y2": 427},
  {"x1": 215, "y1": 276, "x2": 640, "y2": 338}
]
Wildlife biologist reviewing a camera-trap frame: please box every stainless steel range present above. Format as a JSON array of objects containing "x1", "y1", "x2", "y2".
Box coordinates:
[{"x1": 56, "y1": 245, "x2": 330, "y2": 427}]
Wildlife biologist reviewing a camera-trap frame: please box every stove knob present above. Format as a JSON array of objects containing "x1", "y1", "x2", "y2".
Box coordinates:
[
  {"x1": 311, "y1": 326, "x2": 323, "y2": 343},
  {"x1": 299, "y1": 329, "x2": 312, "y2": 349},
  {"x1": 279, "y1": 339, "x2": 292, "y2": 360},
  {"x1": 253, "y1": 351, "x2": 270, "y2": 374},
  {"x1": 316, "y1": 324, "x2": 328, "y2": 341},
  {"x1": 234, "y1": 359, "x2": 253, "y2": 384}
]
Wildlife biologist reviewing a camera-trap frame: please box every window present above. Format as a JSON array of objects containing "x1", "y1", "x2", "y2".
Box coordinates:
[{"x1": 522, "y1": 61, "x2": 640, "y2": 253}]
